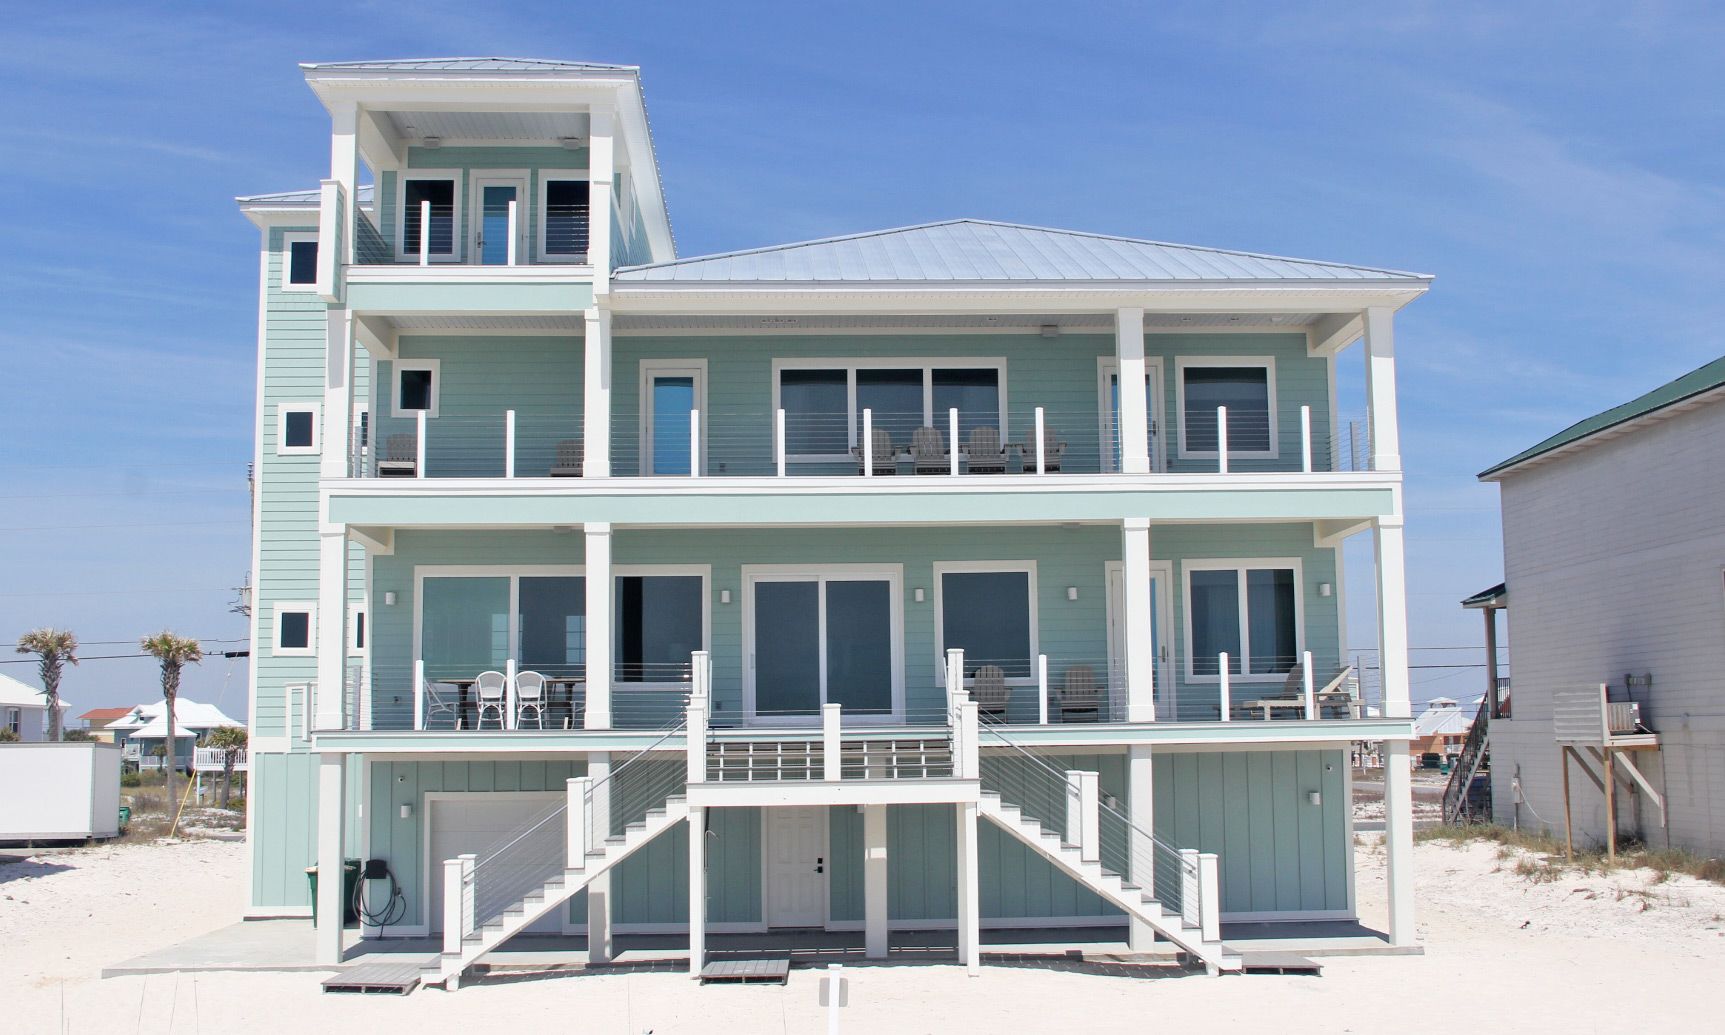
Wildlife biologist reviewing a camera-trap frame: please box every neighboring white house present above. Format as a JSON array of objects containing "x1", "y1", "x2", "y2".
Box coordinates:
[
  {"x1": 0, "y1": 672, "x2": 70, "y2": 743},
  {"x1": 1479, "y1": 353, "x2": 1725, "y2": 856},
  {"x1": 108, "y1": 700, "x2": 245, "y2": 770}
]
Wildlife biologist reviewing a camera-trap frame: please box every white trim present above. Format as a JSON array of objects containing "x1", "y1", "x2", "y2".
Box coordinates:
[
  {"x1": 280, "y1": 231, "x2": 320, "y2": 291},
  {"x1": 1096, "y1": 356, "x2": 1166, "y2": 473},
  {"x1": 275, "y1": 402, "x2": 322, "y2": 456},
  {"x1": 394, "y1": 170, "x2": 463, "y2": 263},
  {"x1": 1180, "y1": 558, "x2": 1305, "y2": 683},
  {"x1": 392, "y1": 359, "x2": 441, "y2": 418},
  {"x1": 1174, "y1": 356, "x2": 1279, "y2": 461},
  {"x1": 536, "y1": 173, "x2": 593, "y2": 263},
  {"x1": 638, "y1": 359, "x2": 708, "y2": 476},
  {"x1": 770, "y1": 357, "x2": 1009, "y2": 462},
  {"x1": 420, "y1": 790, "x2": 561, "y2": 932},
  {"x1": 932, "y1": 561, "x2": 1040, "y2": 686},
  {"x1": 741, "y1": 563, "x2": 906, "y2": 724},
  {"x1": 273, "y1": 602, "x2": 317, "y2": 657},
  {"x1": 467, "y1": 170, "x2": 529, "y2": 265}
]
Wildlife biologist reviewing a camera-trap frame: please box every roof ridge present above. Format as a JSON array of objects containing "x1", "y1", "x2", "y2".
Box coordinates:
[{"x1": 301, "y1": 57, "x2": 637, "y2": 71}]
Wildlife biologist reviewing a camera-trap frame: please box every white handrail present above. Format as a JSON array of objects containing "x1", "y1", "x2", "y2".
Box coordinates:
[
  {"x1": 1218, "y1": 653, "x2": 1231, "y2": 721},
  {"x1": 1216, "y1": 406, "x2": 1229, "y2": 474},
  {"x1": 948, "y1": 407, "x2": 960, "y2": 475},
  {"x1": 418, "y1": 200, "x2": 431, "y2": 266}
]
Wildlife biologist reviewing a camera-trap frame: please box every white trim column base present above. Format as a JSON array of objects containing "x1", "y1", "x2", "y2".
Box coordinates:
[
  {"x1": 314, "y1": 754, "x2": 346, "y2": 966},
  {"x1": 1126, "y1": 745, "x2": 1155, "y2": 952},
  {"x1": 956, "y1": 802, "x2": 980, "y2": 975},
  {"x1": 864, "y1": 804, "x2": 889, "y2": 959},
  {"x1": 1384, "y1": 740, "x2": 1416, "y2": 946}
]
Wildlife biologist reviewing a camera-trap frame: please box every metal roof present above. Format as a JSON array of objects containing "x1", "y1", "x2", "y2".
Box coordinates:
[
  {"x1": 300, "y1": 57, "x2": 637, "y2": 75},
  {"x1": 1480, "y1": 353, "x2": 1725, "y2": 479},
  {"x1": 237, "y1": 184, "x2": 374, "y2": 208},
  {"x1": 1461, "y1": 583, "x2": 1507, "y2": 609},
  {"x1": 614, "y1": 219, "x2": 1431, "y2": 285}
]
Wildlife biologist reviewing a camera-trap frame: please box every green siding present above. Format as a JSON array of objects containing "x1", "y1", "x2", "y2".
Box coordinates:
[{"x1": 251, "y1": 752, "x2": 320, "y2": 908}]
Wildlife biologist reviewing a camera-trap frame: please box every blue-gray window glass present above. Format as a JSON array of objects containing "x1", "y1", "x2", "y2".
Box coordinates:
[
  {"x1": 402, "y1": 179, "x2": 455, "y2": 255},
  {"x1": 856, "y1": 368, "x2": 923, "y2": 448},
  {"x1": 825, "y1": 580, "x2": 893, "y2": 714},
  {"x1": 478, "y1": 184, "x2": 517, "y2": 265},
  {"x1": 932, "y1": 368, "x2": 1000, "y2": 441},
  {"x1": 616, "y1": 575, "x2": 702, "y2": 682},
  {"x1": 283, "y1": 410, "x2": 315, "y2": 449},
  {"x1": 421, "y1": 576, "x2": 509, "y2": 678},
  {"x1": 650, "y1": 376, "x2": 696, "y2": 475},
  {"x1": 1183, "y1": 367, "x2": 1270, "y2": 452},
  {"x1": 754, "y1": 580, "x2": 820, "y2": 716},
  {"x1": 1246, "y1": 569, "x2": 1298, "y2": 674},
  {"x1": 278, "y1": 611, "x2": 310, "y2": 650},
  {"x1": 353, "y1": 611, "x2": 365, "y2": 650},
  {"x1": 519, "y1": 576, "x2": 585, "y2": 679},
  {"x1": 287, "y1": 240, "x2": 318, "y2": 284},
  {"x1": 780, "y1": 370, "x2": 848, "y2": 455},
  {"x1": 1189, "y1": 570, "x2": 1241, "y2": 676},
  {"x1": 398, "y1": 368, "x2": 433, "y2": 411},
  {"x1": 941, "y1": 571, "x2": 1032, "y2": 679},
  {"x1": 544, "y1": 180, "x2": 590, "y2": 257}
]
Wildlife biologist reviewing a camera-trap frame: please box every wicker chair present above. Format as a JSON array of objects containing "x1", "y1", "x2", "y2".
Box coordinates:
[
  {"x1": 911, "y1": 426, "x2": 949, "y2": 475},
  {"x1": 514, "y1": 671, "x2": 548, "y2": 729},
  {"x1": 377, "y1": 433, "x2": 418, "y2": 477},
  {"x1": 473, "y1": 671, "x2": 508, "y2": 730},
  {"x1": 854, "y1": 427, "x2": 897, "y2": 476},
  {"x1": 963, "y1": 426, "x2": 1008, "y2": 474},
  {"x1": 971, "y1": 664, "x2": 1010, "y2": 723},
  {"x1": 1058, "y1": 664, "x2": 1103, "y2": 722},
  {"x1": 1023, "y1": 427, "x2": 1067, "y2": 473},
  {"x1": 549, "y1": 439, "x2": 583, "y2": 477}
]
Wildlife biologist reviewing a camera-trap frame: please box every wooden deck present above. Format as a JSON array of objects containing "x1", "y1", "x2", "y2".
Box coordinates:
[
  {"x1": 700, "y1": 958, "x2": 792, "y2": 984},
  {"x1": 321, "y1": 959, "x2": 428, "y2": 995}
]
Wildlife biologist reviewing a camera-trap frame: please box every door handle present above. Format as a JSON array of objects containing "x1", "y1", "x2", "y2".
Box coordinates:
[{"x1": 815, "y1": 857, "x2": 824, "y2": 874}]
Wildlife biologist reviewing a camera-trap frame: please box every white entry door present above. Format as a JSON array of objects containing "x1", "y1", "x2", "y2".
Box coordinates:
[
  {"x1": 427, "y1": 794, "x2": 564, "y2": 934},
  {"x1": 764, "y1": 806, "x2": 827, "y2": 927}
]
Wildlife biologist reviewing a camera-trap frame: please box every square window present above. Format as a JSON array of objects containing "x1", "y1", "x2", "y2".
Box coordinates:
[
  {"x1": 276, "y1": 404, "x2": 319, "y2": 455},
  {"x1": 275, "y1": 607, "x2": 314, "y2": 654},
  {"x1": 288, "y1": 240, "x2": 318, "y2": 284},
  {"x1": 402, "y1": 178, "x2": 456, "y2": 257},
  {"x1": 393, "y1": 362, "x2": 439, "y2": 417},
  {"x1": 543, "y1": 180, "x2": 590, "y2": 258},
  {"x1": 1185, "y1": 563, "x2": 1301, "y2": 679},
  {"x1": 938, "y1": 566, "x2": 1036, "y2": 680},
  {"x1": 1179, "y1": 360, "x2": 1276, "y2": 457}
]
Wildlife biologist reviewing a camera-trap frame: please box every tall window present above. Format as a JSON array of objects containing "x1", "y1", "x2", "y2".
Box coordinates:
[
  {"x1": 616, "y1": 575, "x2": 704, "y2": 683},
  {"x1": 1179, "y1": 360, "x2": 1274, "y2": 456},
  {"x1": 775, "y1": 362, "x2": 1005, "y2": 459},
  {"x1": 542, "y1": 179, "x2": 590, "y2": 259},
  {"x1": 780, "y1": 369, "x2": 849, "y2": 456},
  {"x1": 938, "y1": 566, "x2": 1035, "y2": 680},
  {"x1": 1186, "y1": 563, "x2": 1300, "y2": 677},
  {"x1": 284, "y1": 237, "x2": 318, "y2": 288},
  {"x1": 401, "y1": 177, "x2": 456, "y2": 258}
]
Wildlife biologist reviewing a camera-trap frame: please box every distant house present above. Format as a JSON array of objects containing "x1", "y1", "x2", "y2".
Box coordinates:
[
  {"x1": 1410, "y1": 698, "x2": 1472, "y2": 759},
  {"x1": 0, "y1": 673, "x2": 70, "y2": 742},
  {"x1": 76, "y1": 706, "x2": 137, "y2": 744},
  {"x1": 107, "y1": 700, "x2": 245, "y2": 770}
]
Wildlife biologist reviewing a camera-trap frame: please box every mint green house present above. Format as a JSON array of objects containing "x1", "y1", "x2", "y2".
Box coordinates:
[{"x1": 237, "y1": 58, "x2": 1427, "y2": 985}]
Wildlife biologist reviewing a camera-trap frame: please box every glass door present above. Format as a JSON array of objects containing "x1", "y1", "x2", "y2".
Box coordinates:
[
  {"x1": 749, "y1": 572, "x2": 899, "y2": 723},
  {"x1": 1106, "y1": 367, "x2": 1160, "y2": 472},
  {"x1": 472, "y1": 177, "x2": 525, "y2": 265},
  {"x1": 1107, "y1": 562, "x2": 1174, "y2": 719},
  {"x1": 642, "y1": 364, "x2": 705, "y2": 475}
]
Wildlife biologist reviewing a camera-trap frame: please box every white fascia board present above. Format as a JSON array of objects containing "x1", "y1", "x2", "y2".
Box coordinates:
[
  {"x1": 606, "y1": 283, "x2": 1430, "y2": 316},
  {"x1": 616, "y1": 89, "x2": 675, "y2": 262},
  {"x1": 302, "y1": 78, "x2": 632, "y2": 115}
]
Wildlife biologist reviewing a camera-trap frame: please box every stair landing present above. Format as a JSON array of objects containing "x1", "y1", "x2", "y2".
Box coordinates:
[{"x1": 700, "y1": 958, "x2": 792, "y2": 984}]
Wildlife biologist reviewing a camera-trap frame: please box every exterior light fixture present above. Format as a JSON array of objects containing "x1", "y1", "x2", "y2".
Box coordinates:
[
  {"x1": 914, "y1": 588, "x2": 925, "y2": 603},
  {"x1": 384, "y1": 591, "x2": 398, "y2": 606},
  {"x1": 720, "y1": 589, "x2": 732, "y2": 605},
  {"x1": 1066, "y1": 587, "x2": 1078, "y2": 601},
  {"x1": 1318, "y1": 583, "x2": 1332, "y2": 597},
  {"x1": 1306, "y1": 791, "x2": 1321, "y2": 806}
]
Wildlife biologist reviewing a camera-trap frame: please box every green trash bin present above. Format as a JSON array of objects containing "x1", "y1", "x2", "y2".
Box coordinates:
[
  {"x1": 117, "y1": 805, "x2": 131, "y2": 831},
  {"x1": 306, "y1": 860, "x2": 362, "y2": 924}
]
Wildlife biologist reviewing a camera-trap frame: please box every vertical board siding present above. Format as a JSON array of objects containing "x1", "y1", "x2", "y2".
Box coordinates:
[{"x1": 250, "y1": 752, "x2": 320, "y2": 907}]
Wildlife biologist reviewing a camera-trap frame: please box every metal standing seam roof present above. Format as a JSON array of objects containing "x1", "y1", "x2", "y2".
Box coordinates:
[
  {"x1": 1480, "y1": 353, "x2": 1725, "y2": 478},
  {"x1": 300, "y1": 58, "x2": 638, "y2": 75},
  {"x1": 237, "y1": 184, "x2": 375, "y2": 208},
  {"x1": 614, "y1": 219, "x2": 1432, "y2": 285}
]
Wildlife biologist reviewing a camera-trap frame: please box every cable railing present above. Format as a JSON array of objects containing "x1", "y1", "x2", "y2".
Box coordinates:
[
  {"x1": 351, "y1": 412, "x2": 586, "y2": 479},
  {"x1": 354, "y1": 196, "x2": 592, "y2": 266}
]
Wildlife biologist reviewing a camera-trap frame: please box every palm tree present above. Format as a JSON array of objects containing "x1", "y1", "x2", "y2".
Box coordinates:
[
  {"x1": 140, "y1": 632, "x2": 203, "y2": 820},
  {"x1": 205, "y1": 725, "x2": 248, "y2": 809},
  {"x1": 15, "y1": 628, "x2": 78, "y2": 741}
]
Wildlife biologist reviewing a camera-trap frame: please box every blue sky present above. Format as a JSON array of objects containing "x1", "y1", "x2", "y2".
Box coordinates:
[{"x1": 4, "y1": 2, "x2": 1722, "y2": 715}]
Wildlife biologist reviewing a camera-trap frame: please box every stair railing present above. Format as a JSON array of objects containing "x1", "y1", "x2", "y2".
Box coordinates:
[{"x1": 1441, "y1": 694, "x2": 1492, "y2": 824}]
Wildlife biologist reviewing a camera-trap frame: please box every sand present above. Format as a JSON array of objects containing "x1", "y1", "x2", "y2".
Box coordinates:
[{"x1": 3, "y1": 833, "x2": 1721, "y2": 1033}]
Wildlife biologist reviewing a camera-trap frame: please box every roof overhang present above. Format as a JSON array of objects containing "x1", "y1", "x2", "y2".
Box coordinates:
[
  {"x1": 1461, "y1": 583, "x2": 1507, "y2": 610},
  {"x1": 1479, "y1": 381, "x2": 1725, "y2": 481}
]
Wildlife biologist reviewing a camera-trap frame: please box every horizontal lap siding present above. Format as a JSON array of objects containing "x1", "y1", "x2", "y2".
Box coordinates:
[{"x1": 1156, "y1": 333, "x2": 1335, "y2": 474}]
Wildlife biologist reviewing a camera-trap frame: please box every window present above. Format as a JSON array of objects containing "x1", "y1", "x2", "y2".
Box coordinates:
[
  {"x1": 393, "y1": 360, "x2": 440, "y2": 418},
  {"x1": 282, "y1": 233, "x2": 318, "y2": 290},
  {"x1": 937, "y1": 564, "x2": 1037, "y2": 681},
  {"x1": 616, "y1": 575, "x2": 704, "y2": 683},
  {"x1": 1184, "y1": 562, "x2": 1301, "y2": 679},
  {"x1": 540, "y1": 178, "x2": 591, "y2": 260},
  {"x1": 519, "y1": 576, "x2": 586, "y2": 680},
  {"x1": 1177, "y1": 358, "x2": 1276, "y2": 458},
  {"x1": 774, "y1": 361, "x2": 1006, "y2": 459},
  {"x1": 399, "y1": 175, "x2": 458, "y2": 260},
  {"x1": 4, "y1": 708, "x2": 18, "y2": 735},
  {"x1": 640, "y1": 360, "x2": 707, "y2": 475},
  {"x1": 349, "y1": 608, "x2": 366, "y2": 656},
  {"x1": 276, "y1": 403, "x2": 320, "y2": 455},
  {"x1": 747, "y1": 566, "x2": 902, "y2": 720},
  {"x1": 274, "y1": 604, "x2": 315, "y2": 656}
]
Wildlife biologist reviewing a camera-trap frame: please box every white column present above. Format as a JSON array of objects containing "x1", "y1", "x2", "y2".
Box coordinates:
[
  {"x1": 587, "y1": 106, "x2": 615, "y2": 294},
  {"x1": 314, "y1": 754, "x2": 346, "y2": 965},
  {"x1": 1384, "y1": 740, "x2": 1417, "y2": 945},
  {"x1": 1374, "y1": 518, "x2": 1411, "y2": 719},
  {"x1": 822, "y1": 704, "x2": 842, "y2": 780},
  {"x1": 567, "y1": 776, "x2": 590, "y2": 868},
  {"x1": 955, "y1": 802, "x2": 980, "y2": 975},
  {"x1": 1121, "y1": 518, "x2": 1155, "y2": 722},
  {"x1": 1361, "y1": 306, "x2": 1402, "y2": 472},
  {"x1": 584, "y1": 523, "x2": 613, "y2": 729},
  {"x1": 322, "y1": 310, "x2": 355, "y2": 481},
  {"x1": 1115, "y1": 307, "x2": 1150, "y2": 474},
  {"x1": 315, "y1": 529, "x2": 348, "y2": 730},
  {"x1": 688, "y1": 805, "x2": 705, "y2": 976},
  {"x1": 1127, "y1": 746, "x2": 1155, "y2": 952},
  {"x1": 586, "y1": 752, "x2": 613, "y2": 964},
  {"x1": 864, "y1": 804, "x2": 889, "y2": 960},
  {"x1": 582, "y1": 307, "x2": 612, "y2": 477}
]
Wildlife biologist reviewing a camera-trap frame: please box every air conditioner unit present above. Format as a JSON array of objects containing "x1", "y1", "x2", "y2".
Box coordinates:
[{"x1": 1605, "y1": 700, "x2": 1641, "y2": 735}]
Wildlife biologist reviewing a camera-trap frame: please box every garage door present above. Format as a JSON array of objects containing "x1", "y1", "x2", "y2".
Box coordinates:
[{"x1": 428, "y1": 795, "x2": 566, "y2": 934}]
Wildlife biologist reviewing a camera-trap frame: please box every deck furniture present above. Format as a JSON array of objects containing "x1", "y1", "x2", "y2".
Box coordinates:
[
  {"x1": 971, "y1": 664, "x2": 1010, "y2": 722},
  {"x1": 377, "y1": 433, "x2": 418, "y2": 477},
  {"x1": 422, "y1": 679, "x2": 462, "y2": 730},
  {"x1": 473, "y1": 670, "x2": 508, "y2": 729},
  {"x1": 852, "y1": 428, "x2": 897, "y2": 476},
  {"x1": 1058, "y1": 664, "x2": 1103, "y2": 722},
  {"x1": 1242, "y1": 664, "x2": 1360, "y2": 720},
  {"x1": 514, "y1": 671, "x2": 548, "y2": 729},
  {"x1": 549, "y1": 439, "x2": 583, "y2": 477},
  {"x1": 963, "y1": 426, "x2": 1008, "y2": 474},
  {"x1": 911, "y1": 426, "x2": 949, "y2": 474},
  {"x1": 1022, "y1": 427, "x2": 1066, "y2": 473}
]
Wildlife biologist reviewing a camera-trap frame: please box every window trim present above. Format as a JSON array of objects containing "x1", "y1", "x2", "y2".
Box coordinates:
[
  {"x1": 467, "y1": 169, "x2": 530, "y2": 264},
  {"x1": 275, "y1": 402, "x2": 321, "y2": 456},
  {"x1": 1175, "y1": 356, "x2": 1279, "y2": 460},
  {"x1": 639, "y1": 359, "x2": 709, "y2": 476},
  {"x1": 273, "y1": 603, "x2": 317, "y2": 656},
  {"x1": 740, "y1": 563, "x2": 906, "y2": 724},
  {"x1": 536, "y1": 174, "x2": 593, "y2": 263},
  {"x1": 392, "y1": 359, "x2": 441, "y2": 418},
  {"x1": 394, "y1": 170, "x2": 463, "y2": 263},
  {"x1": 281, "y1": 232, "x2": 319, "y2": 291},
  {"x1": 771, "y1": 357, "x2": 1010, "y2": 462},
  {"x1": 1180, "y1": 558, "x2": 1304, "y2": 683},
  {"x1": 349, "y1": 606, "x2": 366, "y2": 657},
  {"x1": 933, "y1": 561, "x2": 1040, "y2": 686},
  {"x1": 4, "y1": 707, "x2": 19, "y2": 735},
  {"x1": 1096, "y1": 356, "x2": 1166, "y2": 473}
]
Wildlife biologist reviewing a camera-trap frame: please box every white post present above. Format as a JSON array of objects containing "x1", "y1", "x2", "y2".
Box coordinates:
[
  {"x1": 959, "y1": 700, "x2": 979, "y2": 780},
  {"x1": 1376, "y1": 518, "x2": 1411, "y2": 719},
  {"x1": 1300, "y1": 405, "x2": 1313, "y2": 473},
  {"x1": 567, "y1": 777, "x2": 590, "y2": 869},
  {"x1": 1218, "y1": 653, "x2": 1231, "y2": 722},
  {"x1": 586, "y1": 753, "x2": 613, "y2": 964},
  {"x1": 1302, "y1": 650, "x2": 1317, "y2": 719},
  {"x1": 587, "y1": 106, "x2": 615, "y2": 294},
  {"x1": 1034, "y1": 407, "x2": 1046, "y2": 475},
  {"x1": 948, "y1": 407, "x2": 960, "y2": 475},
  {"x1": 1179, "y1": 847, "x2": 1201, "y2": 928},
  {"x1": 584, "y1": 523, "x2": 613, "y2": 728},
  {"x1": 945, "y1": 648, "x2": 966, "y2": 718},
  {"x1": 315, "y1": 529, "x2": 348, "y2": 731},
  {"x1": 1121, "y1": 518, "x2": 1156, "y2": 723},
  {"x1": 582, "y1": 307, "x2": 612, "y2": 477},
  {"x1": 822, "y1": 703, "x2": 842, "y2": 780},
  {"x1": 689, "y1": 407, "x2": 700, "y2": 477},
  {"x1": 505, "y1": 658, "x2": 518, "y2": 731},
  {"x1": 415, "y1": 409, "x2": 427, "y2": 479},
  {"x1": 775, "y1": 408, "x2": 787, "y2": 477},
  {"x1": 1216, "y1": 406, "x2": 1229, "y2": 474},
  {"x1": 414, "y1": 658, "x2": 426, "y2": 731},
  {"x1": 1198, "y1": 852, "x2": 1221, "y2": 944},
  {"x1": 459, "y1": 853, "x2": 476, "y2": 940},
  {"x1": 1126, "y1": 746, "x2": 1155, "y2": 952},
  {"x1": 506, "y1": 198, "x2": 518, "y2": 266},
  {"x1": 688, "y1": 666, "x2": 709, "y2": 785},
  {"x1": 1384, "y1": 739, "x2": 1416, "y2": 945},
  {"x1": 1066, "y1": 770, "x2": 1099, "y2": 863},
  {"x1": 862, "y1": 407, "x2": 875, "y2": 478},
  {"x1": 505, "y1": 409, "x2": 517, "y2": 478},
  {"x1": 864, "y1": 805, "x2": 889, "y2": 959},
  {"x1": 441, "y1": 857, "x2": 466, "y2": 954},
  {"x1": 1115, "y1": 307, "x2": 1150, "y2": 474},
  {"x1": 688, "y1": 804, "x2": 706, "y2": 977},
  {"x1": 956, "y1": 802, "x2": 980, "y2": 975},
  {"x1": 1362, "y1": 306, "x2": 1403, "y2": 472},
  {"x1": 418, "y1": 199, "x2": 431, "y2": 267},
  {"x1": 314, "y1": 754, "x2": 346, "y2": 965},
  {"x1": 826, "y1": 964, "x2": 844, "y2": 1033},
  {"x1": 1037, "y1": 654, "x2": 1050, "y2": 725}
]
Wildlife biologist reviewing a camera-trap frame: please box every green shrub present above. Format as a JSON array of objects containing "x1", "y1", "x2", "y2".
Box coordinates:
[{"x1": 120, "y1": 771, "x2": 142, "y2": 788}]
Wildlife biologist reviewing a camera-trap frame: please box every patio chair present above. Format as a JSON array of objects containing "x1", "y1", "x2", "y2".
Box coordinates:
[
  {"x1": 1057, "y1": 664, "x2": 1103, "y2": 722},
  {"x1": 377, "y1": 433, "x2": 419, "y2": 477},
  {"x1": 549, "y1": 439, "x2": 583, "y2": 477},
  {"x1": 422, "y1": 679, "x2": 462, "y2": 730},
  {"x1": 1277, "y1": 662, "x2": 1359, "y2": 719},
  {"x1": 971, "y1": 664, "x2": 1010, "y2": 723},
  {"x1": 1022, "y1": 427, "x2": 1066, "y2": 473},
  {"x1": 962, "y1": 426, "x2": 1008, "y2": 474},
  {"x1": 515, "y1": 671, "x2": 548, "y2": 729},
  {"x1": 911, "y1": 426, "x2": 949, "y2": 475},
  {"x1": 473, "y1": 670, "x2": 508, "y2": 730},
  {"x1": 854, "y1": 427, "x2": 897, "y2": 476}
]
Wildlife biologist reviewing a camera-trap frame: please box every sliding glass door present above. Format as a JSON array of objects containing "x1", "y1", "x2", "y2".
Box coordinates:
[{"x1": 748, "y1": 570, "x2": 901, "y2": 723}]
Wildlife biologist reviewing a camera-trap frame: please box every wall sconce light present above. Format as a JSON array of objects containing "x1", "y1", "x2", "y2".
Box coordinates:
[
  {"x1": 399, "y1": 803, "x2": 413, "y2": 819},
  {"x1": 720, "y1": 589, "x2": 731, "y2": 605},
  {"x1": 1305, "y1": 790, "x2": 1322, "y2": 806},
  {"x1": 1066, "y1": 586, "x2": 1079, "y2": 601},
  {"x1": 384, "y1": 591, "x2": 398, "y2": 606},
  {"x1": 914, "y1": 588, "x2": 925, "y2": 603},
  {"x1": 1318, "y1": 583, "x2": 1332, "y2": 598}
]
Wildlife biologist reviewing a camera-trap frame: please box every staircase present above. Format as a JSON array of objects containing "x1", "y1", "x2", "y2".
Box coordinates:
[{"x1": 1441, "y1": 695, "x2": 1491, "y2": 824}]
